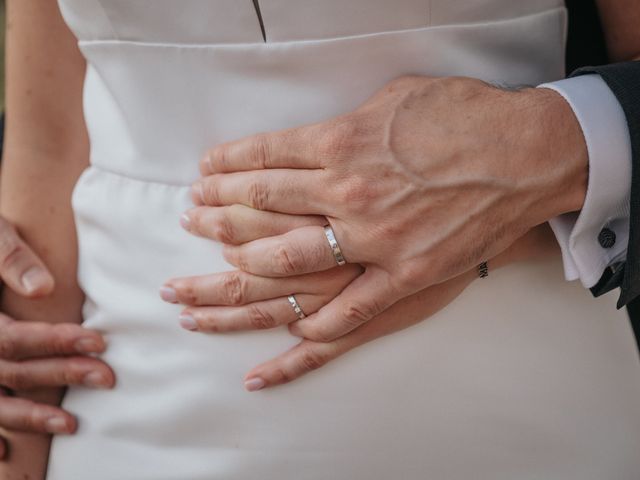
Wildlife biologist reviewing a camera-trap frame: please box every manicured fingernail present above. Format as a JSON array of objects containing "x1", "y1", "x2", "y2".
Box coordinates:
[
  {"x1": 75, "y1": 338, "x2": 101, "y2": 354},
  {"x1": 160, "y1": 286, "x2": 177, "y2": 303},
  {"x1": 244, "y1": 377, "x2": 266, "y2": 392},
  {"x1": 180, "y1": 213, "x2": 191, "y2": 230},
  {"x1": 83, "y1": 372, "x2": 109, "y2": 388},
  {"x1": 21, "y1": 267, "x2": 49, "y2": 294},
  {"x1": 179, "y1": 313, "x2": 198, "y2": 331},
  {"x1": 45, "y1": 417, "x2": 69, "y2": 434}
]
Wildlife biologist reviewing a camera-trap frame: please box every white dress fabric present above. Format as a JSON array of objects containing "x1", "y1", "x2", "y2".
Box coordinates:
[{"x1": 48, "y1": 1, "x2": 640, "y2": 479}]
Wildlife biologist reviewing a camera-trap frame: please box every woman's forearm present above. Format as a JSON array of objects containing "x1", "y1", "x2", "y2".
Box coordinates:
[{"x1": 0, "y1": 0, "x2": 89, "y2": 477}]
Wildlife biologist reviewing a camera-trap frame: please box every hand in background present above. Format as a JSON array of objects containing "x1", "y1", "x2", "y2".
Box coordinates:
[{"x1": 0, "y1": 218, "x2": 114, "y2": 459}]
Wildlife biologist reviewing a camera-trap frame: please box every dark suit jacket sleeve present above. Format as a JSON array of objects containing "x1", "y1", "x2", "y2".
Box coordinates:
[{"x1": 570, "y1": 61, "x2": 640, "y2": 308}]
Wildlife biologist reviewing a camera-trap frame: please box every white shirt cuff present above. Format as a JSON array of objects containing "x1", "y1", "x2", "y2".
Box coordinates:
[{"x1": 537, "y1": 74, "x2": 631, "y2": 288}]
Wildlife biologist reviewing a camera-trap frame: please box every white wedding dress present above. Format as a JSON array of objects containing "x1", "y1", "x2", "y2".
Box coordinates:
[{"x1": 48, "y1": 1, "x2": 640, "y2": 479}]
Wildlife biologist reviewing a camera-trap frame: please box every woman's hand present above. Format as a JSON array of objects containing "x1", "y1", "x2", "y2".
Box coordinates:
[
  {"x1": 241, "y1": 270, "x2": 475, "y2": 391},
  {"x1": 191, "y1": 75, "x2": 587, "y2": 343},
  {"x1": 164, "y1": 266, "x2": 362, "y2": 333},
  {"x1": 163, "y1": 204, "x2": 362, "y2": 332},
  {"x1": 0, "y1": 218, "x2": 114, "y2": 458},
  {"x1": 166, "y1": 204, "x2": 559, "y2": 391}
]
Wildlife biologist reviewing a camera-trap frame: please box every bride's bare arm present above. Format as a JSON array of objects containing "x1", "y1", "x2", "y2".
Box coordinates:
[{"x1": 0, "y1": 0, "x2": 89, "y2": 477}]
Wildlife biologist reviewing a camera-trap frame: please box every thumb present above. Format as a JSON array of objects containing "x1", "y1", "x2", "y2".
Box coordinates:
[{"x1": 0, "y1": 218, "x2": 55, "y2": 297}]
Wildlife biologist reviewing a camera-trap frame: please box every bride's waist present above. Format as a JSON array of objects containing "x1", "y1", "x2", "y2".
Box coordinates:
[{"x1": 80, "y1": 7, "x2": 567, "y2": 185}]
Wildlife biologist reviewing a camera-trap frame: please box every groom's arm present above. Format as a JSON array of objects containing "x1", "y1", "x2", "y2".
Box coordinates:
[{"x1": 538, "y1": 0, "x2": 640, "y2": 308}]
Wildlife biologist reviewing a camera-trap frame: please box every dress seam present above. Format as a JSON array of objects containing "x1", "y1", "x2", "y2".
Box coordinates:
[
  {"x1": 85, "y1": 164, "x2": 193, "y2": 188},
  {"x1": 76, "y1": 6, "x2": 565, "y2": 49}
]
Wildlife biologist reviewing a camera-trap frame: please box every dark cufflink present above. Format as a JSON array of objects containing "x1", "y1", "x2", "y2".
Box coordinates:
[{"x1": 598, "y1": 227, "x2": 616, "y2": 249}]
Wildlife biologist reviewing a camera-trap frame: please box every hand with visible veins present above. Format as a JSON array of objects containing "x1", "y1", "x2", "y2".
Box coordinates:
[
  {"x1": 184, "y1": 75, "x2": 587, "y2": 344},
  {"x1": 164, "y1": 204, "x2": 559, "y2": 391}
]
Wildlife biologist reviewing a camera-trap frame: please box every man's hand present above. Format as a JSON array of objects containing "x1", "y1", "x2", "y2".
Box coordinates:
[
  {"x1": 191, "y1": 75, "x2": 588, "y2": 342},
  {"x1": 0, "y1": 218, "x2": 114, "y2": 459}
]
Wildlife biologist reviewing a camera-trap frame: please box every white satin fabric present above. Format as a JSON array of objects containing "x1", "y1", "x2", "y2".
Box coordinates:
[{"x1": 48, "y1": 1, "x2": 640, "y2": 479}]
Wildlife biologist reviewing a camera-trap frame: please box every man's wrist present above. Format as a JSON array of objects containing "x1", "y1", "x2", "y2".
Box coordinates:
[
  {"x1": 536, "y1": 74, "x2": 632, "y2": 289},
  {"x1": 526, "y1": 86, "x2": 589, "y2": 218}
]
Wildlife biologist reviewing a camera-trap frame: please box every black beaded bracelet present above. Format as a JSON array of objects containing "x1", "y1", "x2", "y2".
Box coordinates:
[{"x1": 477, "y1": 262, "x2": 489, "y2": 279}]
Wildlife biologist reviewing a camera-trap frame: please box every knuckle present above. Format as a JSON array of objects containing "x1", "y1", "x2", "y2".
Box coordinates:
[
  {"x1": 174, "y1": 280, "x2": 198, "y2": 305},
  {"x1": 0, "y1": 331, "x2": 16, "y2": 360},
  {"x1": 45, "y1": 324, "x2": 76, "y2": 355},
  {"x1": 335, "y1": 177, "x2": 374, "y2": 207},
  {"x1": 247, "y1": 181, "x2": 270, "y2": 211},
  {"x1": 271, "y1": 244, "x2": 303, "y2": 275},
  {"x1": 271, "y1": 367, "x2": 295, "y2": 385},
  {"x1": 341, "y1": 301, "x2": 378, "y2": 331},
  {"x1": 1, "y1": 365, "x2": 28, "y2": 390},
  {"x1": 198, "y1": 320, "x2": 220, "y2": 333},
  {"x1": 297, "y1": 346, "x2": 328, "y2": 372},
  {"x1": 60, "y1": 359, "x2": 86, "y2": 385},
  {"x1": 0, "y1": 240, "x2": 25, "y2": 272},
  {"x1": 252, "y1": 134, "x2": 272, "y2": 169},
  {"x1": 215, "y1": 210, "x2": 237, "y2": 244},
  {"x1": 208, "y1": 146, "x2": 230, "y2": 172},
  {"x1": 27, "y1": 406, "x2": 46, "y2": 432},
  {"x1": 247, "y1": 305, "x2": 277, "y2": 330},
  {"x1": 392, "y1": 261, "x2": 422, "y2": 290},
  {"x1": 200, "y1": 178, "x2": 222, "y2": 205},
  {"x1": 221, "y1": 272, "x2": 246, "y2": 305},
  {"x1": 319, "y1": 120, "x2": 358, "y2": 159}
]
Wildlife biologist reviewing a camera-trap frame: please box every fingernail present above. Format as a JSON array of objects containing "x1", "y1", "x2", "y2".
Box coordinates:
[
  {"x1": 160, "y1": 286, "x2": 177, "y2": 303},
  {"x1": 45, "y1": 416, "x2": 69, "y2": 434},
  {"x1": 244, "y1": 377, "x2": 266, "y2": 392},
  {"x1": 180, "y1": 213, "x2": 191, "y2": 231},
  {"x1": 179, "y1": 313, "x2": 198, "y2": 331},
  {"x1": 75, "y1": 338, "x2": 101, "y2": 354},
  {"x1": 83, "y1": 372, "x2": 109, "y2": 388},
  {"x1": 21, "y1": 267, "x2": 49, "y2": 295}
]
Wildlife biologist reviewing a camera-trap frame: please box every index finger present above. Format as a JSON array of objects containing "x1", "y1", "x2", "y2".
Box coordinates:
[
  {"x1": 200, "y1": 126, "x2": 322, "y2": 175},
  {"x1": 0, "y1": 316, "x2": 106, "y2": 360}
]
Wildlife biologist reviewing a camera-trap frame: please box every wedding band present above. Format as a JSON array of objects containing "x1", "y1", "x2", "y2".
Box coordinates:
[
  {"x1": 477, "y1": 261, "x2": 489, "y2": 278},
  {"x1": 287, "y1": 295, "x2": 307, "y2": 320},
  {"x1": 324, "y1": 225, "x2": 346, "y2": 266}
]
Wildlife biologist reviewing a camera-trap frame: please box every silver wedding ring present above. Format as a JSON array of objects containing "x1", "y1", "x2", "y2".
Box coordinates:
[
  {"x1": 287, "y1": 295, "x2": 307, "y2": 320},
  {"x1": 323, "y1": 225, "x2": 346, "y2": 266}
]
